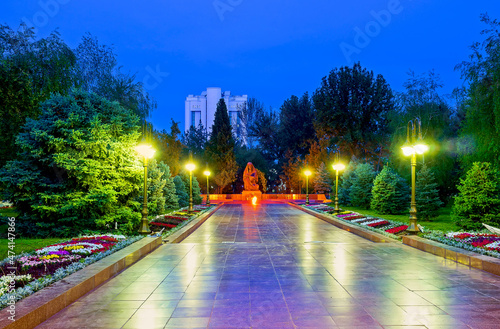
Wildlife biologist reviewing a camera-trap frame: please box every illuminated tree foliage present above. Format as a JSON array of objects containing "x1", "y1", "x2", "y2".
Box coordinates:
[
  {"x1": 0, "y1": 90, "x2": 142, "y2": 237},
  {"x1": 371, "y1": 165, "x2": 409, "y2": 214},
  {"x1": 452, "y1": 162, "x2": 500, "y2": 230}
]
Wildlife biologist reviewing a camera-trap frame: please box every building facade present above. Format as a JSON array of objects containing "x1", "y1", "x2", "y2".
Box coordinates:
[{"x1": 185, "y1": 87, "x2": 248, "y2": 144}]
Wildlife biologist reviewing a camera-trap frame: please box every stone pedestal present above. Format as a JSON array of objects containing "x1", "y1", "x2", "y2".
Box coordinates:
[{"x1": 242, "y1": 190, "x2": 262, "y2": 201}]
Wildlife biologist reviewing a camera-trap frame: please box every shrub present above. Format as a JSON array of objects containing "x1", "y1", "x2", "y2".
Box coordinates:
[
  {"x1": 350, "y1": 163, "x2": 376, "y2": 209},
  {"x1": 371, "y1": 165, "x2": 409, "y2": 214},
  {"x1": 339, "y1": 161, "x2": 357, "y2": 206},
  {"x1": 452, "y1": 162, "x2": 500, "y2": 230},
  {"x1": 173, "y1": 176, "x2": 189, "y2": 208}
]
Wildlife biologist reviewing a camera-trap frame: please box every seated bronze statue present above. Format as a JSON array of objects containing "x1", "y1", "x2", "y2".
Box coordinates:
[{"x1": 243, "y1": 162, "x2": 259, "y2": 191}]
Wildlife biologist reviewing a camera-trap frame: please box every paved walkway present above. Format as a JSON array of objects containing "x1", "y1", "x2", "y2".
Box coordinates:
[{"x1": 36, "y1": 203, "x2": 500, "y2": 328}]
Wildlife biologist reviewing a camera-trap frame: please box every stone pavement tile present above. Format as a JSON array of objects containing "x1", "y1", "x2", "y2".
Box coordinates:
[
  {"x1": 165, "y1": 317, "x2": 210, "y2": 328},
  {"x1": 122, "y1": 316, "x2": 170, "y2": 329},
  {"x1": 171, "y1": 306, "x2": 213, "y2": 317},
  {"x1": 140, "y1": 299, "x2": 180, "y2": 309},
  {"x1": 292, "y1": 315, "x2": 337, "y2": 328}
]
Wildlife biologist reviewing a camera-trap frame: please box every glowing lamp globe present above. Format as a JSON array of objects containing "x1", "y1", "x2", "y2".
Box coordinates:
[
  {"x1": 135, "y1": 144, "x2": 155, "y2": 159},
  {"x1": 186, "y1": 163, "x2": 196, "y2": 172},
  {"x1": 413, "y1": 143, "x2": 429, "y2": 155},
  {"x1": 304, "y1": 170, "x2": 311, "y2": 176},
  {"x1": 402, "y1": 145, "x2": 415, "y2": 156},
  {"x1": 332, "y1": 163, "x2": 345, "y2": 171},
  {"x1": 204, "y1": 170, "x2": 210, "y2": 176}
]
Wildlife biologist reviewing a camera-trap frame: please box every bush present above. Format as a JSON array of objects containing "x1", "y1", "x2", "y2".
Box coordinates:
[
  {"x1": 0, "y1": 90, "x2": 142, "y2": 237},
  {"x1": 349, "y1": 163, "x2": 376, "y2": 209},
  {"x1": 371, "y1": 165, "x2": 409, "y2": 214},
  {"x1": 173, "y1": 176, "x2": 189, "y2": 208},
  {"x1": 416, "y1": 164, "x2": 443, "y2": 220},
  {"x1": 157, "y1": 161, "x2": 179, "y2": 210},
  {"x1": 452, "y1": 162, "x2": 500, "y2": 230},
  {"x1": 180, "y1": 172, "x2": 203, "y2": 205}
]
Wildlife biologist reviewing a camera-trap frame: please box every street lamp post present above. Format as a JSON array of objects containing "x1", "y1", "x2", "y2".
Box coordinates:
[
  {"x1": 402, "y1": 118, "x2": 428, "y2": 234},
  {"x1": 332, "y1": 159, "x2": 346, "y2": 214},
  {"x1": 304, "y1": 170, "x2": 311, "y2": 205},
  {"x1": 186, "y1": 163, "x2": 196, "y2": 212},
  {"x1": 204, "y1": 170, "x2": 211, "y2": 206},
  {"x1": 135, "y1": 143, "x2": 156, "y2": 234}
]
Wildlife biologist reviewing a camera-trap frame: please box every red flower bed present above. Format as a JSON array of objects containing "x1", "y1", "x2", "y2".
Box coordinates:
[
  {"x1": 342, "y1": 215, "x2": 365, "y2": 221},
  {"x1": 164, "y1": 215, "x2": 189, "y2": 221},
  {"x1": 367, "y1": 220, "x2": 390, "y2": 227},
  {"x1": 385, "y1": 225, "x2": 408, "y2": 234},
  {"x1": 150, "y1": 222, "x2": 176, "y2": 228},
  {"x1": 453, "y1": 233, "x2": 474, "y2": 240}
]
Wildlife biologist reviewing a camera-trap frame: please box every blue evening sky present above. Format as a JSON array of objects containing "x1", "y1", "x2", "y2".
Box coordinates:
[{"x1": 2, "y1": 0, "x2": 499, "y2": 132}]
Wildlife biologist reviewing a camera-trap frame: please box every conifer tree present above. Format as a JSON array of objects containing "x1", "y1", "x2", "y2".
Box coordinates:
[
  {"x1": 173, "y1": 176, "x2": 189, "y2": 208},
  {"x1": 371, "y1": 165, "x2": 409, "y2": 214},
  {"x1": 181, "y1": 172, "x2": 203, "y2": 205},
  {"x1": 313, "y1": 162, "x2": 332, "y2": 194},
  {"x1": 137, "y1": 159, "x2": 166, "y2": 216},
  {"x1": 157, "y1": 161, "x2": 179, "y2": 210},
  {"x1": 205, "y1": 99, "x2": 238, "y2": 192},
  {"x1": 350, "y1": 163, "x2": 376, "y2": 209},
  {"x1": 339, "y1": 161, "x2": 357, "y2": 205},
  {"x1": 452, "y1": 162, "x2": 500, "y2": 229},
  {"x1": 415, "y1": 164, "x2": 443, "y2": 220}
]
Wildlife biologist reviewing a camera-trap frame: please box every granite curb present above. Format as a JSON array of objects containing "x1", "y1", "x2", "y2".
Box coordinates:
[
  {"x1": 288, "y1": 203, "x2": 397, "y2": 243},
  {"x1": 165, "y1": 203, "x2": 224, "y2": 243},
  {"x1": 0, "y1": 236, "x2": 162, "y2": 329},
  {"x1": 403, "y1": 235, "x2": 500, "y2": 276}
]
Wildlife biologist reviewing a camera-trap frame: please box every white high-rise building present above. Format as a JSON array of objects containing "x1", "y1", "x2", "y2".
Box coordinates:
[{"x1": 185, "y1": 87, "x2": 248, "y2": 144}]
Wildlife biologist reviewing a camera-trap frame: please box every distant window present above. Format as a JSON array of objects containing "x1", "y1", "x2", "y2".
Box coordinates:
[{"x1": 191, "y1": 111, "x2": 201, "y2": 127}]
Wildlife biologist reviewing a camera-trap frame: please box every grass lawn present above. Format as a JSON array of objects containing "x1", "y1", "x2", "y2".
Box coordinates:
[
  {"x1": 0, "y1": 208, "x2": 19, "y2": 218},
  {"x1": 340, "y1": 205, "x2": 459, "y2": 232},
  {"x1": 0, "y1": 238, "x2": 64, "y2": 261}
]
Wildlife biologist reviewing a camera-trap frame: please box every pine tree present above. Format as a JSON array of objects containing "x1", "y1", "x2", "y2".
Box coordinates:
[
  {"x1": 371, "y1": 165, "x2": 409, "y2": 214},
  {"x1": 181, "y1": 172, "x2": 203, "y2": 205},
  {"x1": 205, "y1": 99, "x2": 238, "y2": 192},
  {"x1": 339, "y1": 161, "x2": 357, "y2": 206},
  {"x1": 157, "y1": 161, "x2": 179, "y2": 210},
  {"x1": 173, "y1": 176, "x2": 189, "y2": 208},
  {"x1": 416, "y1": 164, "x2": 443, "y2": 220},
  {"x1": 313, "y1": 162, "x2": 332, "y2": 194},
  {"x1": 452, "y1": 162, "x2": 500, "y2": 230},
  {"x1": 350, "y1": 163, "x2": 376, "y2": 209}
]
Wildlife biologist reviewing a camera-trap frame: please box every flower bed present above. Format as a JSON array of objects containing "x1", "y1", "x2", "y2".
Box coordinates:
[
  {"x1": 303, "y1": 205, "x2": 409, "y2": 239},
  {"x1": 424, "y1": 231, "x2": 500, "y2": 258},
  {"x1": 149, "y1": 204, "x2": 217, "y2": 234},
  {"x1": 0, "y1": 234, "x2": 143, "y2": 309}
]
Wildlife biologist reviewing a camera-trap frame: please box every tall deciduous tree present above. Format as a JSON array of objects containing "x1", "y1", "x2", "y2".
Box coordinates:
[
  {"x1": 0, "y1": 24, "x2": 76, "y2": 167},
  {"x1": 313, "y1": 63, "x2": 394, "y2": 163},
  {"x1": 155, "y1": 120, "x2": 184, "y2": 177},
  {"x1": 456, "y1": 14, "x2": 500, "y2": 172},
  {"x1": 0, "y1": 90, "x2": 142, "y2": 237},
  {"x1": 278, "y1": 93, "x2": 315, "y2": 158},
  {"x1": 205, "y1": 99, "x2": 238, "y2": 192}
]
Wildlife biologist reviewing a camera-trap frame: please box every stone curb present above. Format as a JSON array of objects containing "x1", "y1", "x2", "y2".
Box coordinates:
[
  {"x1": 289, "y1": 203, "x2": 397, "y2": 243},
  {"x1": 403, "y1": 235, "x2": 500, "y2": 276},
  {"x1": 165, "y1": 203, "x2": 224, "y2": 243},
  {"x1": 0, "y1": 236, "x2": 162, "y2": 329}
]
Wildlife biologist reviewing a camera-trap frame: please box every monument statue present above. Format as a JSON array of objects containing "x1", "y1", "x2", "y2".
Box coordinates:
[{"x1": 243, "y1": 162, "x2": 259, "y2": 191}]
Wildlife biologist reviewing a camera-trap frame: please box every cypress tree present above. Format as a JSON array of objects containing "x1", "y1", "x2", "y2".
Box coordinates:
[
  {"x1": 416, "y1": 164, "x2": 443, "y2": 220},
  {"x1": 350, "y1": 163, "x2": 376, "y2": 209},
  {"x1": 452, "y1": 162, "x2": 500, "y2": 230},
  {"x1": 205, "y1": 99, "x2": 238, "y2": 192},
  {"x1": 137, "y1": 159, "x2": 166, "y2": 216},
  {"x1": 371, "y1": 165, "x2": 409, "y2": 214}
]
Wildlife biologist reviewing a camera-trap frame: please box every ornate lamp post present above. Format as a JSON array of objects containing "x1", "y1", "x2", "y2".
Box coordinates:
[
  {"x1": 402, "y1": 118, "x2": 428, "y2": 234},
  {"x1": 332, "y1": 157, "x2": 346, "y2": 214},
  {"x1": 135, "y1": 143, "x2": 156, "y2": 234},
  {"x1": 186, "y1": 162, "x2": 196, "y2": 212},
  {"x1": 304, "y1": 170, "x2": 311, "y2": 205},
  {"x1": 204, "y1": 170, "x2": 211, "y2": 206}
]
